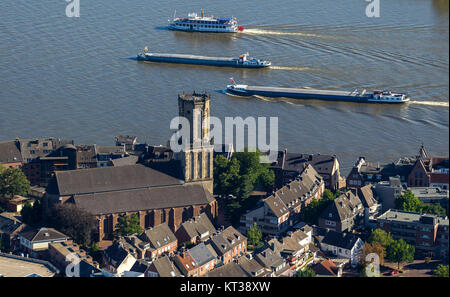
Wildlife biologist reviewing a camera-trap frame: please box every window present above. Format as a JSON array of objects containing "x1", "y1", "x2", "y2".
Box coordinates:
[{"x1": 161, "y1": 210, "x2": 166, "y2": 223}]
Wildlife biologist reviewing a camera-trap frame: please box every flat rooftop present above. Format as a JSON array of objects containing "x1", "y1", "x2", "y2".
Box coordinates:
[
  {"x1": 377, "y1": 209, "x2": 448, "y2": 225},
  {"x1": 0, "y1": 254, "x2": 57, "y2": 277}
]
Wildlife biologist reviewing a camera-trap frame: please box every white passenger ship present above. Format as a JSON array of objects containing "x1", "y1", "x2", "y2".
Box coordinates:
[{"x1": 168, "y1": 9, "x2": 244, "y2": 33}]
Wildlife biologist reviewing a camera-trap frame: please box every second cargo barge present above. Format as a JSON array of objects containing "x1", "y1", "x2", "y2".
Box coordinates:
[
  {"x1": 137, "y1": 48, "x2": 271, "y2": 68},
  {"x1": 226, "y1": 81, "x2": 410, "y2": 104}
]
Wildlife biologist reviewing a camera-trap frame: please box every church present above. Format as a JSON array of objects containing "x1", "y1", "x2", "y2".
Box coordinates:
[{"x1": 44, "y1": 93, "x2": 217, "y2": 241}]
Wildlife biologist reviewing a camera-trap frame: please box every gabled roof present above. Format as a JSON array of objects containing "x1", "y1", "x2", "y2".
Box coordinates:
[
  {"x1": 274, "y1": 150, "x2": 338, "y2": 175},
  {"x1": 263, "y1": 195, "x2": 289, "y2": 218},
  {"x1": 47, "y1": 164, "x2": 183, "y2": 196},
  {"x1": 358, "y1": 185, "x2": 377, "y2": 208},
  {"x1": 210, "y1": 226, "x2": 246, "y2": 255},
  {"x1": 321, "y1": 230, "x2": 361, "y2": 250},
  {"x1": 148, "y1": 255, "x2": 181, "y2": 277},
  {"x1": 0, "y1": 140, "x2": 22, "y2": 163},
  {"x1": 255, "y1": 246, "x2": 285, "y2": 269},
  {"x1": 312, "y1": 259, "x2": 338, "y2": 276},
  {"x1": 19, "y1": 227, "x2": 69, "y2": 243},
  {"x1": 142, "y1": 223, "x2": 177, "y2": 250},
  {"x1": 237, "y1": 256, "x2": 265, "y2": 276},
  {"x1": 104, "y1": 240, "x2": 135, "y2": 268},
  {"x1": 188, "y1": 242, "x2": 216, "y2": 267},
  {"x1": 320, "y1": 191, "x2": 363, "y2": 222},
  {"x1": 206, "y1": 262, "x2": 247, "y2": 277},
  {"x1": 179, "y1": 212, "x2": 216, "y2": 240},
  {"x1": 73, "y1": 183, "x2": 215, "y2": 215}
]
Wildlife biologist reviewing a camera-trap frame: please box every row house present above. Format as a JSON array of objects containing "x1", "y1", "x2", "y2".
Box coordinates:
[
  {"x1": 173, "y1": 242, "x2": 216, "y2": 277},
  {"x1": 140, "y1": 223, "x2": 178, "y2": 259},
  {"x1": 145, "y1": 255, "x2": 182, "y2": 277},
  {"x1": 318, "y1": 190, "x2": 364, "y2": 232},
  {"x1": 175, "y1": 212, "x2": 217, "y2": 245},
  {"x1": 102, "y1": 239, "x2": 137, "y2": 276},
  {"x1": 376, "y1": 209, "x2": 449, "y2": 260},
  {"x1": 210, "y1": 226, "x2": 247, "y2": 265},
  {"x1": 240, "y1": 164, "x2": 324, "y2": 236},
  {"x1": 267, "y1": 228, "x2": 313, "y2": 272},
  {"x1": 271, "y1": 149, "x2": 344, "y2": 191}
]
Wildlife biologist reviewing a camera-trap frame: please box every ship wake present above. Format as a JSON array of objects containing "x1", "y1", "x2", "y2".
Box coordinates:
[
  {"x1": 269, "y1": 66, "x2": 314, "y2": 71},
  {"x1": 242, "y1": 28, "x2": 319, "y2": 37},
  {"x1": 409, "y1": 101, "x2": 449, "y2": 107}
]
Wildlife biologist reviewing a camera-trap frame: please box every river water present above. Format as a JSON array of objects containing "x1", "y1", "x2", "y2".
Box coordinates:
[{"x1": 0, "y1": 0, "x2": 448, "y2": 172}]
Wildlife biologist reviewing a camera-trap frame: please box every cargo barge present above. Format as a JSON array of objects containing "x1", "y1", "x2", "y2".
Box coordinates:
[
  {"x1": 137, "y1": 48, "x2": 271, "y2": 68},
  {"x1": 226, "y1": 80, "x2": 410, "y2": 104}
]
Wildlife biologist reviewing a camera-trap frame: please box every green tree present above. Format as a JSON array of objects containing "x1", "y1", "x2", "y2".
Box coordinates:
[
  {"x1": 294, "y1": 266, "x2": 316, "y2": 277},
  {"x1": 47, "y1": 203, "x2": 97, "y2": 246},
  {"x1": 368, "y1": 229, "x2": 394, "y2": 248},
  {"x1": 114, "y1": 214, "x2": 143, "y2": 238},
  {"x1": 395, "y1": 190, "x2": 422, "y2": 212},
  {"x1": 0, "y1": 167, "x2": 30, "y2": 198},
  {"x1": 396, "y1": 190, "x2": 446, "y2": 216},
  {"x1": 20, "y1": 200, "x2": 42, "y2": 226},
  {"x1": 300, "y1": 189, "x2": 338, "y2": 225},
  {"x1": 246, "y1": 222, "x2": 263, "y2": 250},
  {"x1": 386, "y1": 239, "x2": 415, "y2": 270},
  {"x1": 433, "y1": 264, "x2": 449, "y2": 277}
]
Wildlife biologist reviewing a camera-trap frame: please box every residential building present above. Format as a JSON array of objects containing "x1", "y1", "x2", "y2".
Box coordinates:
[
  {"x1": 145, "y1": 255, "x2": 182, "y2": 277},
  {"x1": 140, "y1": 223, "x2": 178, "y2": 259},
  {"x1": 271, "y1": 149, "x2": 343, "y2": 191},
  {"x1": 173, "y1": 242, "x2": 216, "y2": 277},
  {"x1": 0, "y1": 140, "x2": 22, "y2": 168},
  {"x1": 357, "y1": 185, "x2": 382, "y2": 227},
  {"x1": 376, "y1": 209, "x2": 449, "y2": 260},
  {"x1": 95, "y1": 145, "x2": 127, "y2": 167},
  {"x1": 210, "y1": 226, "x2": 247, "y2": 265},
  {"x1": 311, "y1": 259, "x2": 342, "y2": 277},
  {"x1": 76, "y1": 145, "x2": 97, "y2": 169},
  {"x1": 318, "y1": 191, "x2": 364, "y2": 232},
  {"x1": 175, "y1": 212, "x2": 217, "y2": 245},
  {"x1": 0, "y1": 212, "x2": 27, "y2": 252},
  {"x1": 102, "y1": 239, "x2": 137, "y2": 276},
  {"x1": 237, "y1": 255, "x2": 268, "y2": 277},
  {"x1": 115, "y1": 135, "x2": 138, "y2": 152},
  {"x1": 254, "y1": 245, "x2": 289, "y2": 277},
  {"x1": 206, "y1": 261, "x2": 248, "y2": 277},
  {"x1": 374, "y1": 176, "x2": 404, "y2": 212},
  {"x1": 240, "y1": 164, "x2": 324, "y2": 236},
  {"x1": 319, "y1": 229, "x2": 363, "y2": 267},
  {"x1": 48, "y1": 240, "x2": 100, "y2": 277},
  {"x1": 18, "y1": 227, "x2": 70, "y2": 258}
]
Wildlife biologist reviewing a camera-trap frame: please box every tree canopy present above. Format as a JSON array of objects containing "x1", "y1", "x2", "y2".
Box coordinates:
[
  {"x1": 47, "y1": 203, "x2": 97, "y2": 247},
  {"x1": 433, "y1": 264, "x2": 449, "y2": 277},
  {"x1": 114, "y1": 214, "x2": 143, "y2": 238},
  {"x1": 294, "y1": 266, "x2": 316, "y2": 277},
  {"x1": 386, "y1": 238, "x2": 415, "y2": 269},
  {"x1": 214, "y1": 149, "x2": 275, "y2": 200},
  {"x1": 367, "y1": 229, "x2": 394, "y2": 248},
  {"x1": 246, "y1": 222, "x2": 263, "y2": 250},
  {"x1": 0, "y1": 166, "x2": 30, "y2": 198},
  {"x1": 395, "y1": 190, "x2": 446, "y2": 216},
  {"x1": 20, "y1": 200, "x2": 42, "y2": 226},
  {"x1": 300, "y1": 189, "x2": 338, "y2": 225}
]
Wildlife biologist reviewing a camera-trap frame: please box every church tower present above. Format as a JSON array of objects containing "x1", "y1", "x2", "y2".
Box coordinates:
[{"x1": 175, "y1": 92, "x2": 214, "y2": 194}]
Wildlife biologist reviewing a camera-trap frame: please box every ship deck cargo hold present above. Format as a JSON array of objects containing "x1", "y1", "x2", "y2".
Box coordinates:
[
  {"x1": 226, "y1": 83, "x2": 410, "y2": 104},
  {"x1": 137, "y1": 50, "x2": 270, "y2": 68}
]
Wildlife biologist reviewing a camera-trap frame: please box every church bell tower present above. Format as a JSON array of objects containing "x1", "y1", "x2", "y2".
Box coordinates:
[{"x1": 175, "y1": 92, "x2": 214, "y2": 194}]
